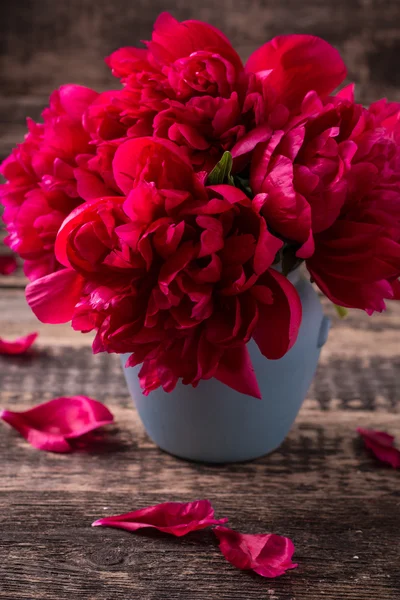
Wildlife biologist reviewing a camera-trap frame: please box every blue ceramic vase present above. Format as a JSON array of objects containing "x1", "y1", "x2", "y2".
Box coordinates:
[{"x1": 121, "y1": 269, "x2": 330, "y2": 463}]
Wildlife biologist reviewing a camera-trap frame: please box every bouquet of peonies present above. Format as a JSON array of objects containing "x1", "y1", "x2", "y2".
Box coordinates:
[{"x1": 1, "y1": 13, "x2": 399, "y2": 397}]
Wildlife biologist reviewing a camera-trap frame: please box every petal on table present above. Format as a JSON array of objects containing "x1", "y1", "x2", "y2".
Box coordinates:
[
  {"x1": 214, "y1": 526, "x2": 298, "y2": 578},
  {"x1": 0, "y1": 332, "x2": 38, "y2": 355},
  {"x1": 357, "y1": 427, "x2": 400, "y2": 469},
  {"x1": 0, "y1": 396, "x2": 114, "y2": 453},
  {"x1": 92, "y1": 499, "x2": 228, "y2": 536},
  {"x1": 0, "y1": 256, "x2": 18, "y2": 275}
]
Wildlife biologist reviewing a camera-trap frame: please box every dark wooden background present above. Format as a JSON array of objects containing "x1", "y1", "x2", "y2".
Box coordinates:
[{"x1": 1, "y1": 0, "x2": 400, "y2": 159}]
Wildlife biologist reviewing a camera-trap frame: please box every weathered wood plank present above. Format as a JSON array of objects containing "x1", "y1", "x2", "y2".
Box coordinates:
[
  {"x1": 1, "y1": 0, "x2": 400, "y2": 103},
  {"x1": 0, "y1": 276, "x2": 399, "y2": 599},
  {"x1": 0, "y1": 389, "x2": 399, "y2": 598},
  {"x1": 1, "y1": 340, "x2": 399, "y2": 413},
  {"x1": 0, "y1": 288, "x2": 87, "y2": 345},
  {"x1": 0, "y1": 398, "x2": 399, "y2": 494},
  {"x1": 0, "y1": 486, "x2": 399, "y2": 600}
]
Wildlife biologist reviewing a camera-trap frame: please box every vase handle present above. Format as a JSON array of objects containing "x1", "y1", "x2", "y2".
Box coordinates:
[{"x1": 317, "y1": 315, "x2": 331, "y2": 348}]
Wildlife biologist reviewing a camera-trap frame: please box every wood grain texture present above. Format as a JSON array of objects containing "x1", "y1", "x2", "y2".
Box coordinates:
[{"x1": 0, "y1": 279, "x2": 400, "y2": 599}]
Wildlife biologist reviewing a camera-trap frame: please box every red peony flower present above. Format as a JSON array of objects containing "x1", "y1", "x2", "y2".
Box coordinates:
[
  {"x1": 0, "y1": 85, "x2": 99, "y2": 280},
  {"x1": 241, "y1": 89, "x2": 357, "y2": 258},
  {"x1": 27, "y1": 138, "x2": 302, "y2": 397},
  {"x1": 236, "y1": 80, "x2": 400, "y2": 312},
  {"x1": 306, "y1": 97, "x2": 400, "y2": 312},
  {"x1": 77, "y1": 12, "x2": 252, "y2": 179}
]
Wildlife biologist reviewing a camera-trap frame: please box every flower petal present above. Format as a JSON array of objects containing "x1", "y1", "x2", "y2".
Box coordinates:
[
  {"x1": 214, "y1": 345, "x2": 261, "y2": 399},
  {"x1": 150, "y1": 12, "x2": 243, "y2": 72},
  {"x1": 252, "y1": 270, "x2": 302, "y2": 359},
  {"x1": 0, "y1": 256, "x2": 18, "y2": 275},
  {"x1": 57, "y1": 85, "x2": 98, "y2": 122},
  {"x1": 92, "y1": 499, "x2": 228, "y2": 536},
  {"x1": 357, "y1": 427, "x2": 400, "y2": 469},
  {"x1": 26, "y1": 268, "x2": 84, "y2": 324},
  {"x1": 214, "y1": 526, "x2": 298, "y2": 578},
  {"x1": 0, "y1": 396, "x2": 114, "y2": 452},
  {"x1": 0, "y1": 332, "x2": 38, "y2": 355},
  {"x1": 112, "y1": 137, "x2": 193, "y2": 195},
  {"x1": 246, "y1": 34, "x2": 347, "y2": 108}
]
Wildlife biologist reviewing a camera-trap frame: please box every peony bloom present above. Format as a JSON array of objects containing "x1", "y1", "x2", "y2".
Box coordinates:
[
  {"x1": 238, "y1": 79, "x2": 400, "y2": 312},
  {"x1": 77, "y1": 12, "x2": 253, "y2": 181},
  {"x1": 306, "y1": 97, "x2": 400, "y2": 312},
  {"x1": 27, "y1": 137, "x2": 302, "y2": 397},
  {"x1": 0, "y1": 85, "x2": 99, "y2": 280},
  {"x1": 246, "y1": 33, "x2": 347, "y2": 112},
  {"x1": 241, "y1": 89, "x2": 357, "y2": 258}
]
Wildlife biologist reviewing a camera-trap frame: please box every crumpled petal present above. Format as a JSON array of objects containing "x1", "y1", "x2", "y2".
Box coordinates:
[
  {"x1": 214, "y1": 526, "x2": 298, "y2": 578},
  {"x1": 0, "y1": 332, "x2": 38, "y2": 355},
  {"x1": 26, "y1": 268, "x2": 84, "y2": 324},
  {"x1": 0, "y1": 256, "x2": 18, "y2": 275},
  {"x1": 213, "y1": 527, "x2": 297, "y2": 578},
  {"x1": 357, "y1": 427, "x2": 400, "y2": 469},
  {"x1": 0, "y1": 396, "x2": 114, "y2": 452},
  {"x1": 92, "y1": 499, "x2": 228, "y2": 536}
]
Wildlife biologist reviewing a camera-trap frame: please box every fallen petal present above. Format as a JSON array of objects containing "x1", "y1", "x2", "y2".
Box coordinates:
[
  {"x1": 0, "y1": 396, "x2": 114, "y2": 452},
  {"x1": 214, "y1": 526, "x2": 298, "y2": 578},
  {"x1": 92, "y1": 499, "x2": 228, "y2": 536},
  {"x1": 0, "y1": 332, "x2": 38, "y2": 355},
  {"x1": 357, "y1": 427, "x2": 400, "y2": 469},
  {"x1": 0, "y1": 256, "x2": 18, "y2": 275}
]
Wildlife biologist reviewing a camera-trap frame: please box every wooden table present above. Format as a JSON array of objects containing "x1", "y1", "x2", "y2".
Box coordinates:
[{"x1": 0, "y1": 266, "x2": 399, "y2": 600}]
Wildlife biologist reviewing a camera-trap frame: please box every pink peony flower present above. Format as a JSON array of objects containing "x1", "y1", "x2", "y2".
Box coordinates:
[
  {"x1": 0, "y1": 85, "x2": 99, "y2": 280},
  {"x1": 27, "y1": 137, "x2": 302, "y2": 397}
]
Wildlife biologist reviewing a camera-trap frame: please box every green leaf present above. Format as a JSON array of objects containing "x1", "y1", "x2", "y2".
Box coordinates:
[
  {"x1": 207, "y1": 152, "x2": 234, "y2": 186},
  {"x1": 333, "y1": 304, "x2": 348, "y2": 318}
]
